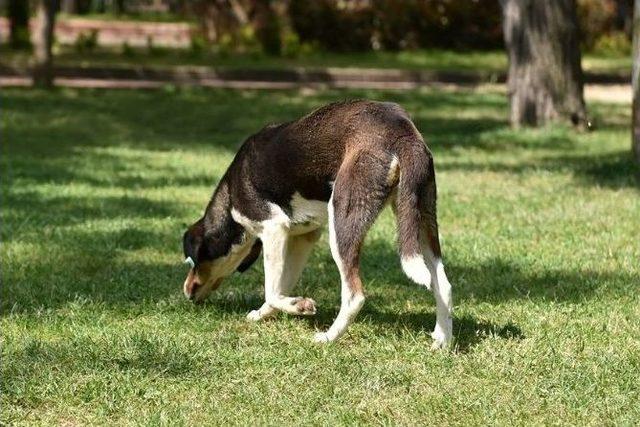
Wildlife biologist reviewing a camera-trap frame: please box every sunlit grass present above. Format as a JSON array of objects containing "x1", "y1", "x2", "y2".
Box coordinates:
[{"x1": 1, "y1": 87, "x2": 639, "y2": 425}]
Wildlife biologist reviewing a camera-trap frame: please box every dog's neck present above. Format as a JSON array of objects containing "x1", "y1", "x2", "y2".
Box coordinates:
[
  {"x1": 203, "y1": 181, "x2": 234, "y2": 232},
  {"x1": 200, "y1": 181, "x2": 246, "y2": 253}
]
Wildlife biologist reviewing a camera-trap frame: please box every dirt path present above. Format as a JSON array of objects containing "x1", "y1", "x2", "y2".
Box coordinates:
[{"x1": 0, "y1": 75, "x2": 631, "y2": 104}]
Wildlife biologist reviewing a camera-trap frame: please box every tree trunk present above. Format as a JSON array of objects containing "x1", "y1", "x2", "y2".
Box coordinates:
[
  {"x1": 32, "y1": 0, "x2": 57, "y2": 88},
  {"x1": 61, "y1": 0, "x2": 76, "y2": 14},
  {"x1": 252, "y1": 0, "x2": 282, "y2": 55},
  {"x1": 8, "y1": 0, "x2": 31, "y2": 50},
  {"x1": 501, "y1": 0, "x2": 588, "y2": 128},
  {"x1": 196, "y1": 0, "x2": 249, "y2": 43},
  {"x1": 633, "y1": 0, "x2": 640, "y2": 164}
]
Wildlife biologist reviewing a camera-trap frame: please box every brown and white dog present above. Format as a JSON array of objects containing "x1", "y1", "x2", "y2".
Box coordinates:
[{"x1": 182, "y1": 100, "x2": 453, "y2": 347}]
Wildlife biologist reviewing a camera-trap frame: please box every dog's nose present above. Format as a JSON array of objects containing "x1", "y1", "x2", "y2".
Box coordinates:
[{"x1": 185, "y1": 281, "x2": 201, "y2": 301}]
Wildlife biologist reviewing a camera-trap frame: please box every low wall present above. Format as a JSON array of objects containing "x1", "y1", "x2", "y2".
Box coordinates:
[{"x1": 0, "y1": 17, "x2": 194, "y2": 48}]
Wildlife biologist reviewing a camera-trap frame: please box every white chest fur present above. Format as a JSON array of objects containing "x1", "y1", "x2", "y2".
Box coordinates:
[{"x1": 231, "y1": 192, "x2": 327, "y2": 237}]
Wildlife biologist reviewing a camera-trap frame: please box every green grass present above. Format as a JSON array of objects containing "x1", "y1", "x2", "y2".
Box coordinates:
[
  {"x1": 2, "y1": 86, "x2": 639, "y2": 425},
  {"x1": 1, "y1": 45, "x2": 632, "y2": 75}
]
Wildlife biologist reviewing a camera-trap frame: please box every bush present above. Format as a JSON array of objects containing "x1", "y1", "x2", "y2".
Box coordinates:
[
  {"x1": 281, "y1": 31, "x2": 316, "y2": 58},
  {"x1": 419, "y1": 0, "x2": 503, "y2": 50},
  {"x1": 289, "y1": 0, "x2": 502, "y2": 52},
  {"x1": 577, "y1": 0, "x2": 633, "y2": 51},
  {"x1": 592, "y1": 31, "x2": 632, "y2": 55},
  {"x1": 289, "y1": 0, "x2": 375, "y2": 52},
  {"x1": 74, "y1": 30, "x2": 99, "y2": 53},
  {"x1": 189, "y1": 33, "x2": 208, "y2": 57},
  {"x1": 121, "y1": 42, "x2": 135, "y2": 57}
]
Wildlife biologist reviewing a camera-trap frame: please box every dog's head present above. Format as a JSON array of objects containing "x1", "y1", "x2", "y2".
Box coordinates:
[{"x1": 182, "y1": 218, "x2": 262, "y2": 302}]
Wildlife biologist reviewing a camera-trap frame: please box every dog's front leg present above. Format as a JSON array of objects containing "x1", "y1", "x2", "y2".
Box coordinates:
[{"x1": 247, "y1": 222, "x2": 316, "y2": 321}]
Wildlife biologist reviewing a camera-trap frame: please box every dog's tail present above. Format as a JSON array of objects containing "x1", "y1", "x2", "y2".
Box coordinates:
[{"x1": 394, "y1": 138, "x2": 441, "y2": 290}]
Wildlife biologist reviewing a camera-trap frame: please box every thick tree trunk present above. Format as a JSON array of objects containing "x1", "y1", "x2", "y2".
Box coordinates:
[
  {"x1": 32, "y1": 0, "x2": 57, "y2": 88},
  {"x1": 8, "y1": 0, "x2": 31, "y2": 49},
  {"x1": 633, "y1": 0, "x2": 640, "y2": 164},
  {"x1": 501, "y1": 0, "x2": 588, "y2": 128}
]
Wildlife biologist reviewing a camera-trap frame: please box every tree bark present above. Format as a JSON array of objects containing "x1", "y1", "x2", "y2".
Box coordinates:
[
  {"x1": 8, "y1": 0, "x2": 31, "y2": 49},
  {"x1": 32, "y1": 0, "x2": 57, "y2": 88},
  {"x1": 633, "y1": 0, "x2": 640, "y2": 164},
  {"x1": 501, "y1": 0, "x2": 588, "y2": 128}
]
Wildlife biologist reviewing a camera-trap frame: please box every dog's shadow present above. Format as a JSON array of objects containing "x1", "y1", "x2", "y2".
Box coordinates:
[
  {"x1": 309, "y1": 304, "x2": 523, "y2": 353},
  {"x1": 203, "y1": 294, "x2": 523, "y2": 353}
]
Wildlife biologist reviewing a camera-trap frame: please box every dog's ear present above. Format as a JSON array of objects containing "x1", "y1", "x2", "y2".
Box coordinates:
[
  {"x1": 183, "y1": 218, "x2": 205, "y2": 263},
  {"x1": 237, "y1": 239, "x2": 262, "y2": 273}
]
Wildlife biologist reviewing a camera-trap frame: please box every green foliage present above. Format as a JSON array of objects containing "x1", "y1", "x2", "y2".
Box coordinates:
[
  {"x1": 120, "y1": 41, "x2": 135, "y2": 57},
  {"x1": 593, "y1": 31, "x2": 633, "y2": 55},
  {"x1": 281, "y1": 31, "x2": 315, "y2": 59},
  {"x1": 289, "y1": 0, "x2": 375, "y2": 52},
  {"x1": 146, "y1": 36, "x2": 168, "y2": 57},
  {"x1": 188, "y1": 33, "x2": 208, "y2": 58},
  {"x1": 577, "y1": 0, "x2": 634, "y2": 51},
  {"x1": 74, "y1": 30, "x2": 99, "y2": 54},
  {"x1": 373, "y1": 0, "x2": 503, "y2": 51},
  {"x1": 289, "y1": 0, "x2": 503, "y2": 52},
  {"x1": 1, "y1": 87, "x2": 638, "y2": 425}
]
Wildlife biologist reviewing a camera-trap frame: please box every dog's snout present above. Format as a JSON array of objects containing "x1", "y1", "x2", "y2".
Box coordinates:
[
  {"x1": 186, "y1": 282, "x2": 201, "y2": 300},
  {"x1": 183, "y1": 268, "x2": 201, "y2": 301}
]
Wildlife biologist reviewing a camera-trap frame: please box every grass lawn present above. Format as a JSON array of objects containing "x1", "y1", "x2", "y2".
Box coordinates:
[
  {"x1": 2, "y1": 86, "x2": 639, "y2": 425},
  {"x1": 0, "y1": 46, "x2": 633, "y2": 76}
]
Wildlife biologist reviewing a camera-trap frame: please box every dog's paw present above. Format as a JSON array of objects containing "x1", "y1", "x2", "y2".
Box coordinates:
[
  {"x1": 246, "y1": 310, "x2": 263, "y2": 322},
  {"x1": 430, "y1": 330, "x2": 452, "y2": 350},
  {"x1": 294, "y1": 297, "x2": 317, "y2": 316},
  {"x1": 313, "y1": 332, "x2": 331, "y2": 343}
]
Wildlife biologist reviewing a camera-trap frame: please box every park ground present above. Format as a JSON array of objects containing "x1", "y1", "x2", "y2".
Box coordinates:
[
  {"x1": 0, "y1": 45, "x2": 633, "y2": 75},
  {"x1": 1, "y1": 85, "x2": 639, "y2": 425}
]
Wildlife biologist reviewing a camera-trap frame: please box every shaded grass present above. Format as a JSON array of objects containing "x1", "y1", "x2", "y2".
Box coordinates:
[
  {"x1": 0, "y1": 45, "x2": 632, "y2": 75},
  {"x1": 1, "y1": 86, "x2": 639, "y2": 425}
]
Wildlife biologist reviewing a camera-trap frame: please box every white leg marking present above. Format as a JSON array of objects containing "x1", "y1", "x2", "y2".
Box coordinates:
[
  {"x1": 401, "y1": 254, "x2": 432, "y2": 290},
  {"x1": 247, "y1": 302, "x2": 278, "y2": 321},
  {"x1": 314, "y1": 192, "x2": 365, "y2": 343},
  {"x1": 260, "y1": 204, "x2": 316, "y2": 317},
  {"x1": 386, "y1": 155, "x2": 400, "y2": 186},
  {"x1": 425, "y1": 248, "x2": 453, "y2": 349}
]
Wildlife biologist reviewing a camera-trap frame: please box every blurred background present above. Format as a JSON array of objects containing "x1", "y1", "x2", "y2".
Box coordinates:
[
  {"x1": 0, "y1": 0, "x2": 635, "y2": 56},
  {"x1": 2, "y1": 0, "x2": 637, "y2": 156}
]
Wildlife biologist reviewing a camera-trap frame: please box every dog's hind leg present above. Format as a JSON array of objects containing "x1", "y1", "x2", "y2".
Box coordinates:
[
  {"x1": 315, "y1": 152, "x2": 392, "y2": 343},
  {"x1": 420, "y1": 160, "x2": 453, "y2": 349}
]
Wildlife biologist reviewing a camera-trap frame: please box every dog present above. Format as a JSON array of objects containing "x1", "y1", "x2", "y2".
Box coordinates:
[{"x1": 182, "y1": 100, "x2": 453, "y2": 347}]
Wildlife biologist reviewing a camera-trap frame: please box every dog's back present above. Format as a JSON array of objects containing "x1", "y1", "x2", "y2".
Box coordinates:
[{"x1": 228, "y1": 100, "x2": 427, "y2": 203}]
